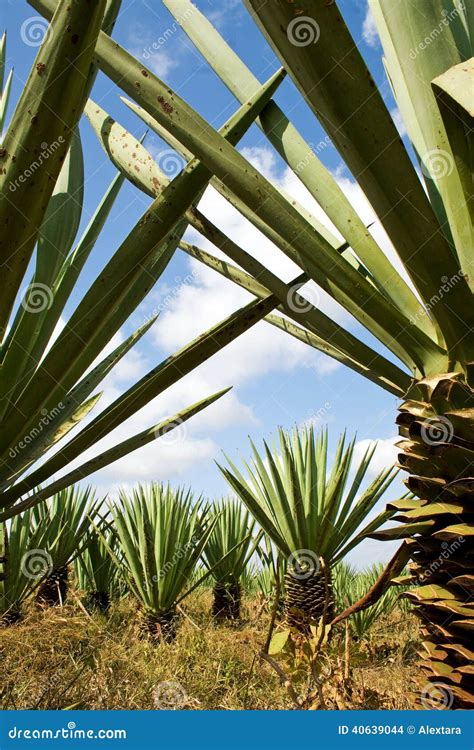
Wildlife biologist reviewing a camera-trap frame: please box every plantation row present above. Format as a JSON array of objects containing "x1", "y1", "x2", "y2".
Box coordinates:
[{"x1": 2, "y1": 426, "x2": 409, "y2": 643}]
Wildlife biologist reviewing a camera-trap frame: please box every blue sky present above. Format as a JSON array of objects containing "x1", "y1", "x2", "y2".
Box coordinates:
[{"x1": 2, "y1": 0, "x2": 413, "y2": 565}]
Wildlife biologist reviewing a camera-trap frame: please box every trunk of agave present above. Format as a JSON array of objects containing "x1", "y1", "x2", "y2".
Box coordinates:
[
  {"x1": 394, "y1": 370, "x2": 473, "y2": 709},
  {"x1": 0, "y1": 525, "x2": 22, "y2": 625},
  {"x1": 141, "y1": 609, "x2": 177, "y2": 643},
  {"x1": 284, "y1": 564, "x2": 334, "y2": 631},
  {"x1": 212, "y1": 581, "x2": 241, "y2": 620},
  {"x1": 1, "y1": 606, "x2": 22, "y2": 626},
  {"x1": 36, "y1": 565, "x2": 69, "y2": 607},
  {"x1": 85, "y1": 591, "x2": 110, "y2": 614}
]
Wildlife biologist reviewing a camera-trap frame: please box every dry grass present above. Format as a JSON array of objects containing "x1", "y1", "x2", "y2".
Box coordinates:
[{"x1": 0, "y1": 589, "x2": 420, "y2": 710}]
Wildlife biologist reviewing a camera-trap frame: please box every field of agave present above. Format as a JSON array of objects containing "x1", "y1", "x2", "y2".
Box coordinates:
[
  {"x1": 0, "y1": 0, "x2": 472, "y2": 714},
  {"x1": 1, "y1": 435, "x2": 417, "y2": 710}
]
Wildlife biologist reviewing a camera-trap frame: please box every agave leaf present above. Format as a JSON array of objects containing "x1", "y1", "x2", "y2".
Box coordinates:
[
  {"x1": 431, "y1": 57, "x2": 474, "y2": 264},
  {"x1": 162, "y1": 0, "x2": 432, "y2": 335},
  {"x1": 0, "y1": 0, "x2": 107, "y2": 335},
  {"x1": 86, "y1": 69, "x2": 286, "y2": 199},
  {"x1": 0, "y1": 66, "x2": 285, "y2": 457},
  {"x1": 2, "y1": 316, "x2": 157, "y2": 487},
  {"x1": 221, "y1": 426, "x2": 396, "y2": 567},
  {"x1": 180, "y1": 239, "x2": 409, "y2": 397},
  {"x1": 36, "y1": 127, "x2": 84, "y2": 286},
  {"x1": 31, "y1": 0, "x2": 449, "y2": 372},
  {"x1": 1, "y1": 293, "x2": 276, "y2": 508},
  {"x1": 0, "y1": 388, "x2": 231, "y2": 520},
  {"x1": 0, "y1": 128, "x2": 84, "y2": 415},
  {"x1": 0, "y1": 66, "x2": 13, "y2": 133},
  {"x1": 123, "y1": 93, "x2": 442, "y2": 374},
  {"x1": 202, "y1": 498, "x2": 256, "y2": 584},
  {"x1": 181, "y1": 207, "x2": 413, "y2": 394},
  {"x1": 244, "y1": 0, "x2": 473, "y2": 359},
  {"x1": 371, "y1": 0, "x2": 473, "y2": 289}
]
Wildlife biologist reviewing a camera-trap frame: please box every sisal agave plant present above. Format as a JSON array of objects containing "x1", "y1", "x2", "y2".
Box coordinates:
[
  {"x1": 0, "y1": 508, "x2": 54, "y2": 624},
  {"x1": 31, "y1": 486, "x2": 102, "y2": 606},
  {"x1": 74, "y1": 528, "x2": 124, "y2": 613},
  {"x1": 219, "y1": 427, "x2": 396, "y2": 630},
  {"x1": 202, "y1": 498, "x2": 258, "y2": 620},
  {"x1": 25, "y1": 0, "x2": 474, "y2": 704},
  {"x1": 110, "y1": 484, "x2": 214, "y2": 642}
]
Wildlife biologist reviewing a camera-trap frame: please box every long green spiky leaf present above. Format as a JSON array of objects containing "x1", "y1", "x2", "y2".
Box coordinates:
[
  {"x1": 0, "y1": 0, "x2": 107, "y2": 336},
  {"x1": 162, "y1": 0, "x2": 432, "y2": 335},
  {"x1": 180, "y1": 241, "x2": 410, "y2": 396},
  {"x1": 244, "y1": 0, "x2": 473, "y2": 358},
  {"x1": 0, "y1": 64, "x2": 285, "y2": 456},
  {"x1": 29, "y1": 0, "x2": 448, "y2": 373},
  {"x1": 370, "y1": 0, "x2": 473, "y2": 289},
  {"x1": 1, "y1": 294, "x2": 277, "y2": 506},
  {"x1": 0, "y1": 389, "x2": 230, "y2": 520},
  {"x1": 1, "y1": 316, "x2": 157, "y2": 488},
  {"x1": 0, "y1": 128, "x2": 85, "y2": 416}
]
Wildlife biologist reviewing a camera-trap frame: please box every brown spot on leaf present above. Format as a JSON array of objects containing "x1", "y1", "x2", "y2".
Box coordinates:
[
  {"x1": 157, "y1": 96, "x2": 173, "y2": 114},
  {"x1": 71, "y1": 34, "x2": 79, "y2": 44},
  {"x1": 36, "y1": 62, "x2": 46, "y2": 76}
]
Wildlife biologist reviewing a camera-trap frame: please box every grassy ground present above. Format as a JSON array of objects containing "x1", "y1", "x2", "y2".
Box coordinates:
[{"x1": 0, "y1": 588, "x2": 421, "y2": 710}]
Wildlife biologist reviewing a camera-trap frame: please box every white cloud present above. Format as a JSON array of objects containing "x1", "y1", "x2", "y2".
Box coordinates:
[
  {"x1": 48, "y1": 140, "x2": 411, "y2": 491},
  {"x1": 362, "y1": 7, "x2": 380, "y2": 48},
  {"x1": 141, "y1": 50, "x2": 177, "y2": 78},
  {"x1": 353, "y1": 435, "x2": 399, "y2": 476},
  {"x1": 390, "y1": 107, "x2": 408, "y2": 138},
  {"x1": 127, "y1": 24, "x2": 179, "y2": 79}
]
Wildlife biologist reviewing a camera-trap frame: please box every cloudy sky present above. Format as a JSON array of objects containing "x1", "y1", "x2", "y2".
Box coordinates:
[{"x1": 3, "y1": 0, "x2": 416, "y2": 566}]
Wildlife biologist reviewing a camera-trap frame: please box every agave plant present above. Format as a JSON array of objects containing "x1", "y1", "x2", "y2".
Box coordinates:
[
  {"x1": 30, "y1": 486, "x2": 101, "y2": 606},
  {"x1": 26, "y1": 0, "x2": 474, "y2": 705},
  {"x1": 0, "y1": 508, "x2": 53, "y2": 624},
  {"x1": 74, "y1": 528, "x2": 124, "y2": 613},
  {"x1": 202, "y1": 498, "x2": 258, "y2": 620},
  {"x1": 333, "y1": 563, "x2": 399, "y2": 641},
  {"x1": 219, "y1": 427, "x2": 396, "y2": 630},
  {"x1": 110, "y1": 484, "x2": 214, "y2": 642}
]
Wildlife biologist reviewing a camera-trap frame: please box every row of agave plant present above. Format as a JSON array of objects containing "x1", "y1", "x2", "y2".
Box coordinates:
[
  {"x1": 1, "y1": 0, "x2": 472, "y2": 708},
  {"x1": 1, "y1": 426, "x2": 403, "y2": 644}
]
